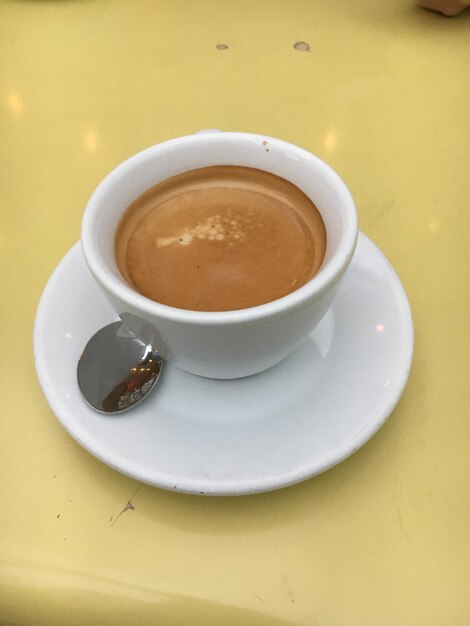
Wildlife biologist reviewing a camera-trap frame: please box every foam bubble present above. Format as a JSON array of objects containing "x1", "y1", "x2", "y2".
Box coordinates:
[
  {"x1": 179, "y1": 232, "x2": 193, "y2": 245},
  {"x1": 155, "y1": 213, "x2": 250, "y2": 248},
  {"x1": 156, "y1": 236, "x2": 174, "y2": 248}
]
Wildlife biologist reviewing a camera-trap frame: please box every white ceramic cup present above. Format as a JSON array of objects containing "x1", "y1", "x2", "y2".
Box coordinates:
[{"x1": 81, "y1": 131, "x2": 358, "y2": 379}]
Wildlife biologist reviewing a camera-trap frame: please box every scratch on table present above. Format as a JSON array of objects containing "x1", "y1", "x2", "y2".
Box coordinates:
[
  {"x1": 50, "y1": 463, "x2": 75, "y2": 479},
  {"x1": 254, "y1": 594, "x2": 266, "y2": 605},
  {"x1": 282, "y1": 575, "x2": 295, "y2": 603},
  {"x1": 397, "y1": 506, "x2": 411, "y2": 541},
  {"x1": 377, "y1": 198, "x2": 395, "y2": 220},
  {"x1": 110, "y1": 484, "x2": 142, "y2": 527},
  {"x1": 395, "y1": 474, "x2": 411, "y2": 542}
]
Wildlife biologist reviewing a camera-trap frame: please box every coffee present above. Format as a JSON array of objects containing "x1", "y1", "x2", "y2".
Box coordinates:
[{"x1": 115, "y1": 166, "x2": 326, "y2": 312}]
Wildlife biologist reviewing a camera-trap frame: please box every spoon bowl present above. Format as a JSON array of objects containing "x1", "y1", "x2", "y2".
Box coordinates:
[{"x1": 77, "y1": 320, "x2": 163, "y2": 414}]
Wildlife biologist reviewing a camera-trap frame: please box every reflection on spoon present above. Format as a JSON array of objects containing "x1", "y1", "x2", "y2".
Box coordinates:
[{"x1": 77, "y1": 321, "x2": 163, "y2": 414}]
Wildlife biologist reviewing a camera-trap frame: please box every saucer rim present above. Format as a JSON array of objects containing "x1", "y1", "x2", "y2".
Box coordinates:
[{"x1": 33, "y1": 232, "x2": 414, "y2": 495}]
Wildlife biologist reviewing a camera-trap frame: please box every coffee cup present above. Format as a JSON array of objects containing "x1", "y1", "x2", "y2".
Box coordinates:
[{"x1": 81, "y1": 131, "x2": 358, "y2": 379}]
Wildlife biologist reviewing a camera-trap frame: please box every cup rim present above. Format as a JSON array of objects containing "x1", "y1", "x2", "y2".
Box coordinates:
[{"x1": 81, "y1": 132, "x2": 358, "y2": 327}]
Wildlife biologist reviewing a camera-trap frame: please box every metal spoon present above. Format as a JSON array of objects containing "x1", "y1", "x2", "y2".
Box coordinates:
[{"x1": 77, "y1": 320, "x2": 163, "y2": 414}]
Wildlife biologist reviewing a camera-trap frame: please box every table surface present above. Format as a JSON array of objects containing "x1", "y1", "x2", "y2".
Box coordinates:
[{"x1": 1, "y1": 1, "x2": 469, "y2": 624}]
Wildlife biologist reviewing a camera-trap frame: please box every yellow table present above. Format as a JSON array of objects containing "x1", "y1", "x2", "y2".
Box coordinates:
[{"x1": 1, "y1": 1, "x2": 469, "y2": 624}]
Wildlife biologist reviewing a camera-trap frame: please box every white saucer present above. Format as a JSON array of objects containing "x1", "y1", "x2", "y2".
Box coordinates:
[{"x1": 34, "y1": 233, "x2": 413, "y2": 496}]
